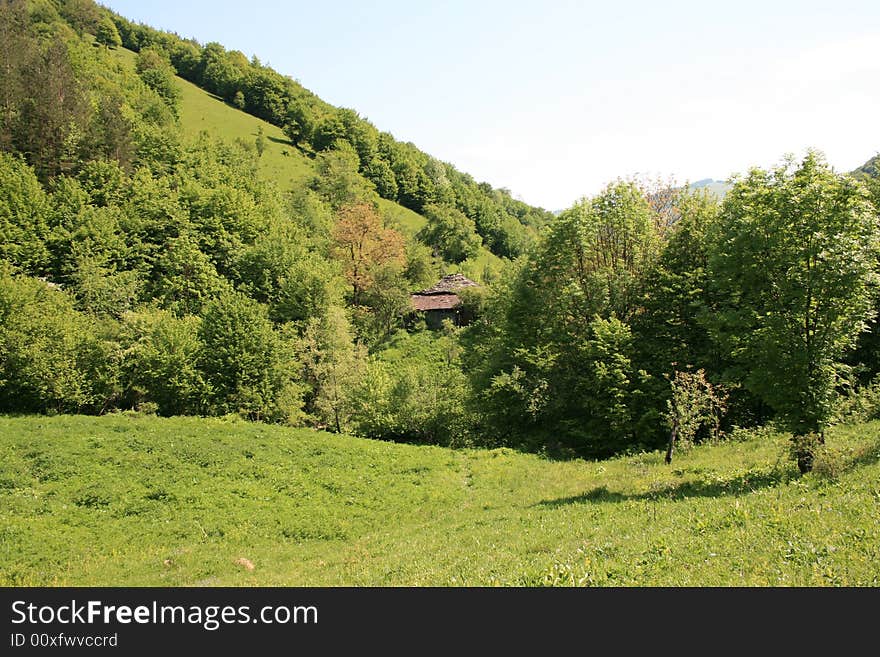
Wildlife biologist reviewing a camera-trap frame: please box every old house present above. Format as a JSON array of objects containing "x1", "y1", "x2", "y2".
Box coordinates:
[{"x1": 410, "y1": 273, "x2": 479, "y2": 328}]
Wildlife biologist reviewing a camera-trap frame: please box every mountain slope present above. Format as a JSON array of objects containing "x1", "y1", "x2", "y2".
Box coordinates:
[
  {"x1": 852, "y1": 153, "x2": 880, "y2": 180},
  {"x1": 107, "y1": 7, "x2": 554, "y2": 262},
  {"x1": 690, "y1": 178, "x2": 732, "y2": 199}
]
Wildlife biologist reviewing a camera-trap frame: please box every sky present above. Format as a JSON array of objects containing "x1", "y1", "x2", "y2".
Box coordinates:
[{"x1": 101, "y1": 0, "x2": 880, "y2": 210}]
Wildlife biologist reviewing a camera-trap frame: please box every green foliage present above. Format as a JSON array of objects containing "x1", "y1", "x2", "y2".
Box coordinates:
[
  {"x1": 708, "y1": 152, "x2": 880, "y2": 454},
  {"x1": 149, "y1": 232, "x2": 230, "y2": 315},
  {"x1": 310, "y1": 143, "x2": 377, "y2": 209},
  {"x1": 197, "y1": 291, "x2": 297, "y2": 421},
  {"x1": 135, "y1": 48, "x2": 181, "y2": 117},
  {"x1": 94, "y1": 15, "x2": 121, "y2": 48},
  {"x1": 232, "y1": 218, "x2": 345, "y2": 324},
  {"x1": 352, "y1": 266, "x2": 413, "y2": 348},
  {"x1": 296, "y1": 306, "x2": 365, "y2": 433},
  {"x1": 634, "y1": 188, "x2": 719, "y2": 377},
  {"x1": 13, "y1": 36, "x2": 91, "y2": 179},
  {"x1": 470, "y1": 182, "x2": 662, "y2": 457},
  {"x1": 254, "y1": 125, "x2": 266, "y2": 157},
  {"x1": 350, "y1": 329, "x2": 474, "y2": 446},
  {"x1": 121, "y1": 309, "x2": 207, "y2": 415},
  {"x1": 0, "y1": 153, "x2": 50, "y2": 274},
  {"x1": 833, "y1": 375, "x2": 880, "y2": 424},
  {"x1": 0, "y1": 271, "x2": 120, "y2": 413},
  {"x1": 663, "y1": 369, "x2": 728, "y2": 464},
  {"x1": 68, "y1": 250, "x2": 140, "y2": 316},
  {"x1": 417, "y1": 203, "x2": 483, "y2": 263}
]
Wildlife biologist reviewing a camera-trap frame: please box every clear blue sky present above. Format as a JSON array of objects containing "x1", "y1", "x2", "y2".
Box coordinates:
[{"x1": 101, "y1": 0, "x2": 880, "y2": 210}]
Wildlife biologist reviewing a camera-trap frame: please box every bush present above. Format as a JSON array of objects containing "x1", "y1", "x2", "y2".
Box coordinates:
[
  {"x1": 198, "y1": 291, "x2": 299, "y2": 421},
  {"x1": 833, "y1": 376, "x2": 880, "y2": 424},
  {"x1": 349, "y1": 330, "x2": 474, "y2": 446},
  {"x1": 121, "y1": 309, "x2": 208, "y2": 416},
  {"x1": 0, "y1": 271, "x2": 122, "y2": 413}
]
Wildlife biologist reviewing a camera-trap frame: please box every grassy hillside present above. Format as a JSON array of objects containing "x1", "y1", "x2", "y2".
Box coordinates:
[
  {"x1": 172, "y1": 64, "x2": 504, "y2": 271},
  {"x1": 2, "y1": 415, "x2": 878, "y2": 586},
  {"x1": 112, "y1": 46, "x2": 432, "y2": 241},
  {"x1": 177, "y1": 75, "x2": 315, "y2": 190}
]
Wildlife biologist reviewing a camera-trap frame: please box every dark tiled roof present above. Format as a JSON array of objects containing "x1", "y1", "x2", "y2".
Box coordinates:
[
  {"x1": 414, "y1": 273, "x2": 478, "y2": 296},
  {"x1": 411, "y1": 293, "x2": 461, "y2": 311}
]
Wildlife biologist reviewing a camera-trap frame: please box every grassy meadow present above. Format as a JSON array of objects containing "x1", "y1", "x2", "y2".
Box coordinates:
[{"x1": 1, "y1": 414, "x2": 878, "y2": 586}]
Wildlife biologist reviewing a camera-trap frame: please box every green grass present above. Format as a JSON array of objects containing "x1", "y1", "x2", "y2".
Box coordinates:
[
  {"x1": 378, "y1": 198, "x2": 427, "y2": 237},
  {"x1": 112, "y1": 46, "x2": 313, "y2": 190},
  {"x1": 2, "y1": 415, "x2": 878, "y2": 586},
  {"x1": 174, "y1": 75, "x2": 315, "y2": 190}
]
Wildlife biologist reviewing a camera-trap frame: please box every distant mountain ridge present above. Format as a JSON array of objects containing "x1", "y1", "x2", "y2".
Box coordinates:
[{"x1": 689, "y1": 178, "x2": 732, "y2": 198}]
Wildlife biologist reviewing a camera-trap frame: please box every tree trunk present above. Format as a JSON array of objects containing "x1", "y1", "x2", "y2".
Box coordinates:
[
  {"x1": 793, "y1": 433, "x2": 821, "y2": 474},
  {"x1": 665, "y1": 419, "x2": 678, "y2": 465},
  {"x1": 796, "y1": 449, "x2": 814, "y2": 475}
]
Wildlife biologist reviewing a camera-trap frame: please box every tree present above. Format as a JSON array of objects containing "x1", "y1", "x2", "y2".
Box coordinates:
[
  {"x1": 469, "y1": 182, "x2": 661, "y2": 457},
  {"x1": 708, "y1": 152, "x2": 880, "y2": 472},
  {"x1": 16, "y1": 37, "x2": 91, "y2": 179},
  {"x1": 663, "y1": 369, "x2": 727, "y2": 464},
  {"x1": 135, "y1": 48, "x2": 181, "y2": 117},
  {"x1": 149, "y1": 232, "x2": 230, "y2": 315},
  {"x1": 297, "y1": 306, "x2": 364, "y2": 433},
  {"x1": 0, "y1": 270, "x2": 121, "y2": 414},
  {"x1": 197, "y1": 291, "x2": 296, "y2": 421},
  {"x1": 418, "y1": 203, "x2": 482, "y2": 263},
  {"x1": 58, "y1": 0, "x2": 100, "y2": 36},
  {"x1": 353, "y1": 265, "x2": 412, "y2": 347},
  {"x1": 122, "y1": 309, "x2": 207, "y2": 415},
  {"x1": 0, "y1": 153, "x2": 50, "y2": 274},
  {"x1": 95, "y1": 16, "x2": 122, "y2": 48},
  {"x1": 0, "y1": 0, "x2": 33, "y2": 152},
  {"x1": 331, "y1": 202, "x2": 405, "y2": 305},
  {"x1": 68, "y1": 250, "x2": 140, "y2": 317},
  {"x1": 630, "y1": 188, "x2": 744, "y2": 435},
  {"x1": 255, "y1": 126, "x2": 266, "y2": 157},
  {"x1": 310, "y1": 143, "x2": 377, "y2": 209}
]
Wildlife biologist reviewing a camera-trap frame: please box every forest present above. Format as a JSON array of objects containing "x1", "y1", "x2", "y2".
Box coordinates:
[{"x1": 2, "y1": 0, "x2": 880, "y2": 477}]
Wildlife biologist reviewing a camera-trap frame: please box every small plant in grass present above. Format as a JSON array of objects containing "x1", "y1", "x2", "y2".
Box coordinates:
[{"x1": 663, "y1": 369, "x2": 727, "y2": 464}]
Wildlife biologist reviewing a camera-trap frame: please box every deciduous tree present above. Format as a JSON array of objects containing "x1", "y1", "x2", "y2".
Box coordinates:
[
  {"x1": 708, "y1": 152, "x2": 880, "y2": 472},
  {"x1": 331, "y1": 202, "x2": 405, "y2": 305}
]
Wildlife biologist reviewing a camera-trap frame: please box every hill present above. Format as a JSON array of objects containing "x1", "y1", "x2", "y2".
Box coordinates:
[
  {"x1": 107, "y1": 45, "x2": 507, "y2": 277},
  {"x1": 2, "y1": 414, "x2": 878, "y2": 586},
  {"x1": 105, "y1": 7, "x2": 554, "y2": 263},
  {"x1": 852, "y1": 153, "x2": 880, "y2": 180},
  {"x1": 167, "y1": 51, "x2": 506, "y2": 278},
  {"x1": 690, "y1": 178, "x2": 732, "y2": 199}
]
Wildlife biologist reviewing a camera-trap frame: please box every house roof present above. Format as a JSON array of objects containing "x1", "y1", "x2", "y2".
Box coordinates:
[
  {"x1": 411, "y1": 293, "x2": 461, "y2": 311},
  {"x1": 414, "y1": 273, "x2": 478, "y2": 296},
  {"x1": 410, "y1": 273, "x2": 479, "y2": 312}
]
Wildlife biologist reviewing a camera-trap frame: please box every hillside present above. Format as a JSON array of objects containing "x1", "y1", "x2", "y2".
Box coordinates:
[
  {"x1": 105, "y1": 7, "x2": 554, "y2": 264},
  {"x1": 852, "y1": 153, "x2": 880, "y2": 180},
  {"x1": 2, "y1": 414, "x2": 878, "y2": 586},
  {"x1": 111, "y1": 46, "x2": 432, "y2": 238},
  {"x1": 157, "y1": 50, "x2": 506, "y2": 278},
  {"x1": 690, "y1": 178, "x2": 732, "y2": 199}
]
